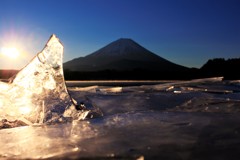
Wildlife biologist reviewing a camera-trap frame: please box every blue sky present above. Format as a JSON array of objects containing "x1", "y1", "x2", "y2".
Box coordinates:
[{"x1": 0, "y1": 0, "x2": 239, "y2": 69}]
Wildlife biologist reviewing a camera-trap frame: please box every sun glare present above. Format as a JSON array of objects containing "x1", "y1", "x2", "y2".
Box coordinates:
[
  {"x1": 1, "y1": 47, "x2": 20, "y2": 59},
  {"x1": 19, "y1": 106, "x2": 32, "y2": 115}
]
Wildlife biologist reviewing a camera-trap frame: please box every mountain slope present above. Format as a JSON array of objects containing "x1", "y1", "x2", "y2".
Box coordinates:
[{"x1": 64, "y1": 38, "x2": 188, "y2": 72}]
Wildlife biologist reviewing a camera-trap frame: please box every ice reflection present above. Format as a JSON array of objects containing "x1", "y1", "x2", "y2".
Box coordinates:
[
  {"x1": 0, "y1": 120, "x2": 98, "y2": 159},
  {"x1": 2, "y1": 110, "x2": 240, "y2": 159},
  {"x1": 71, "y1": 120, "x2": 98, "y2": 139}
]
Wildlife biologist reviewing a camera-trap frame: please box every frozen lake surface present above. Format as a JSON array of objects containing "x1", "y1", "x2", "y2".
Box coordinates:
[{"x1": 1, "y1": 78, "x2": 240, "y2": 159}]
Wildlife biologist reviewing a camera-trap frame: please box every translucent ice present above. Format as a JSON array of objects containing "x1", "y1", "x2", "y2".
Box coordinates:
[
  {"x1": 0, "y1": 35, "x2": 88, "y2": 125},
  {"x1": 1, "y1": 79, "x2": 240, "y2": 159}
]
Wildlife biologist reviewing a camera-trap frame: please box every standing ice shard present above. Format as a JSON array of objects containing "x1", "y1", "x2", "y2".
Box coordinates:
[{"x1": 0, "y1": 35, "x2": 87, "y2": 124}]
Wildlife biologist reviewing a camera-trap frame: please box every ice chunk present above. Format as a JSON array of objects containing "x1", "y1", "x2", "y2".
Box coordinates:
[
  {"x1": 0, "y1": 35, "x2": 88, "y2": 124},
  {"x1": 99, "y1": 87, "x2": 122, "y2": 93}
]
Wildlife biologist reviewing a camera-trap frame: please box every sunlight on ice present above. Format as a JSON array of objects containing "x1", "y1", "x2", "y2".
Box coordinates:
[
  {"x1": 19, "y1": 106, "x2": 32, "y2": 115},
  {"x1": 0, "y1": 35, "x2": 89, "y2": 125}
]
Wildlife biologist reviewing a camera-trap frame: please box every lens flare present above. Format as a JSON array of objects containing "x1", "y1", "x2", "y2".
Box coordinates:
[{"x1": 1, "y1": 47, "x2": 20, "y2": 59}]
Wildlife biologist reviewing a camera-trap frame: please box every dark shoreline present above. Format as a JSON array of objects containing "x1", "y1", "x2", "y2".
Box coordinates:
[{"x1": 65, "y1": 80, "x2": 176, "y2": 87}]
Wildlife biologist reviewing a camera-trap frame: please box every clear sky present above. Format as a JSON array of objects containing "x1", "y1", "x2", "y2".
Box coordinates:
[{"x1": 0, "y1": 0, "x2": 239, "y2": 69}]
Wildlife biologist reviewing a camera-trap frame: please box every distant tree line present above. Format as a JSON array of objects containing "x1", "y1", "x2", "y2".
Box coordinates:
[
  {"x1": 63, "y1": 69, "x2": 199, "y2": 80},
  {"x1": 200, "y1": 58, "x2": 240, "y2": 80},
  {"x1": 63, "y1": 58, "x2": 240, "y2": 80},
  {"x1": 0, "y1": 58, "x2": 239, "y2": 80},
  {"x1": 0, "y1": 70, "x2": 18, "y2": 80}
]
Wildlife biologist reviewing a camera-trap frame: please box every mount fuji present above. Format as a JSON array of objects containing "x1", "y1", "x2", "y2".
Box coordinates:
[{"x1": 63, "y1": 38, "x2": 189, "y2": 72}]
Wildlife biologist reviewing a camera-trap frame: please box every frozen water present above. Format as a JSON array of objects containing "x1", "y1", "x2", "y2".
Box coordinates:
[{"x1": 1, "y1": 78, "x2": 240, "y2": 159}]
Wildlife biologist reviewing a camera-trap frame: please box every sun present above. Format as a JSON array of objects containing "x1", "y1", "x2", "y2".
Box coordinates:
[{"x1": 1, "y1": 47, "x2": 20, "y2": 59}]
